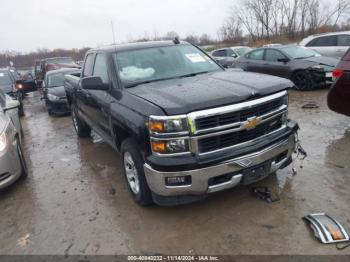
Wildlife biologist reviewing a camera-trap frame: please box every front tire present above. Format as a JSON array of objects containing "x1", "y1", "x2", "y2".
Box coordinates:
[
  {"x1": 121, "y1": 138, "x2": 153, "y2": 206},
  {"x1": 292, "y1": 70, "x2": 313, "y2": 90},
  {"x1": 71, "y1": 105, "x2": 91, "y2": 138}
]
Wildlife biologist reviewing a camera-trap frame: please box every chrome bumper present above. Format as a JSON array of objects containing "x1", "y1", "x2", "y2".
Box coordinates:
[
  {"x1": 0, "y1": 138, "x2": 22, "y2": 190},
  {"x1": 144, "y1": 134, "x2": 296, "y2": 196}
]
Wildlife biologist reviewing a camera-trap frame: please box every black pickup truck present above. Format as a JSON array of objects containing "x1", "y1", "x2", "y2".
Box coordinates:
[{"x1": 65, "y1": 40, "x2": 299, "y2": 206}]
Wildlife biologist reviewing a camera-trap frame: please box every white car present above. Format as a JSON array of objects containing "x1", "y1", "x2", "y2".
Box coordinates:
[
  {"x1": 0, "y1": 90, "x2": 27, "y2": 190},
  {"x1": 299, "y1": 31, "x2": 350, "y2": 58},
  {"x1": 211, "y1": 46, "x2": 253, "y2": 68}
]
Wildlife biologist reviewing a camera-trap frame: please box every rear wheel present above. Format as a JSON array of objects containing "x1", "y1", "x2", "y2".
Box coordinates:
[
  {"x1": 292, "y1": 70, "x2": 313, "y2": 90},
  {"x1": 71, "y1": 105, "x2": 91, "y2": 138},
  {"x1": 121, "y1": 138, "x2": 153, "y2": 206}
]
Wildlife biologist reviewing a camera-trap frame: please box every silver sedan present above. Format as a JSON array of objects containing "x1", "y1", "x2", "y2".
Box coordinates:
[{"x1": 0, "y1": 91, "x2": 27, "y2": 189}]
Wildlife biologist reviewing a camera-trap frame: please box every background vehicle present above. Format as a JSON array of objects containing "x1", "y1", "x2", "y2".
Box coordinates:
[
  {"x1": 34, "y1": 57, "x2": 80, "y2": 88},
  {"x1": 0, "y1": 69, "x2": 24, "y2": 116},
  {"x1": 234, "y1": 45, "x2": 338, "y2": 90},
  {"x1": 65, "y1": 40, "x2": 298, "y2": 206},
  {"x1": 299, "y1": 31, "x2": 350, "y2": 58},
  {"x1": 211, "y1": 46, "x2": 252, "y2": 68},
  {"x1": 328, "y1": 49, "x2": 350, "y2": 116},
  {"x1": 0, "y1": 90, "x2": 27, "y2": 190},
  {"x1": 43, "y1": 68, "x2": 81, "y2": 115}
]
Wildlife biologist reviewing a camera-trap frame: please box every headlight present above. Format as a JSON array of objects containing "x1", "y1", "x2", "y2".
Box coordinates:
[
  {"x1": 151, "y1": 138, "x2": 189, "y2": 154},
  {"x1": 0, "y1": 132, "x2": 7, "y2": 152},
  {"x1": 149, "y1": 115, "x2": 188, "y2": 134},
  {"x1": 16, "y1": 83, "x2": 23, "y2": 90},
  {"x1": 47, "y1": 94, "x2": 60, "y2": 101}
]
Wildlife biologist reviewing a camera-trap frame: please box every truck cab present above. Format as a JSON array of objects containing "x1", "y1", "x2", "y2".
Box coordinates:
[{"x1": 65, "y1": 40, "x2": 299, "y2": 206}]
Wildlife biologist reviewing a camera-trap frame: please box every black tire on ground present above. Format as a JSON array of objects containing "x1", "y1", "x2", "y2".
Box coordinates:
[
  {"x1": 71, "y1": 105, "x2": 91, "y2": 138},
  {"x1": 120, "y1": 138, "x2": 153, "y2": 206},
  {"x1": 291, "y1": 70, "x2": 313, "y2": 90},
  {"x1": 17, "y1": 139, "x2": 27, "y2": 178}
]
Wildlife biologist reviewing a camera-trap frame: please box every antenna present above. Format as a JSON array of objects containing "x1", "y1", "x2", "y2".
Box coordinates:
[{"x1": 111, "y1": 21, "x2": 116, "y2": 45}]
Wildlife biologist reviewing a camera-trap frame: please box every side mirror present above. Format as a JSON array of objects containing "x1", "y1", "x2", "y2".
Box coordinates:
[
  {"x1": 231, "y1": 54, "x2": 238, "y2": 58},
  {"x1": 277, "y1": 58, "x2": 290, "y2": 63},
  {"x1": 81, "y1": 76, "x2": 109, "y2": 91},
  {"x1": 4, "y1": 99, "x2": 20, "y2": 111}
]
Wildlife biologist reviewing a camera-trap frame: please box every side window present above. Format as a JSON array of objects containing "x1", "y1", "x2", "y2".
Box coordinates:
[
  {"x1": 248, "y1": 50, "x2": 264, "y2": 60},
  {"x1": 212, "y1": 50, "x2": 227, "y2": 57},
  {"x1": 265, "y1": 49, "x2": 286, "y2": 62},
  {"x1": 337, "y1": 35, "x2": 350, "y2": 46},
  {"x1": 82, "y1": 54, "x2": 95, "y2": 77},
  {"x1": 93, "y1": 53, "x2": 109, "y2": 83},
  {"x1": 308, "y1": 36, "x2": 337, "y2": 47}
]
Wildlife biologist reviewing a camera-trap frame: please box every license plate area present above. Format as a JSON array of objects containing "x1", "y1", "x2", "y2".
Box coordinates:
[{"x1": 243, "y1": 161, "x2": 272, "y2": 185}]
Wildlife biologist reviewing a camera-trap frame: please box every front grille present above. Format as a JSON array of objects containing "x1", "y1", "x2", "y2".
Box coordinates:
[
  {"x1": 196, "y1": 97, "x2": 284, "y2": 131},
  {"x1": 198, "y1": 116, "x2": 283, "y2": 153}
]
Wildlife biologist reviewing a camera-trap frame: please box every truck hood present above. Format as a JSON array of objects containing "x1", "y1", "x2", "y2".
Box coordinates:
[
  {"x1": 126, "y1": 71, "x2": 293, "y2": 115},
  {"x1": 48, "y1": 86, "x2": 66, "y2": 98}
]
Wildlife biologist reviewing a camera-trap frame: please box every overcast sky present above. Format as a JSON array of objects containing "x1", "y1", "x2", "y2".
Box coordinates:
[{"x1": 0, "y1": 0, "x2": 234, "y2": 52}]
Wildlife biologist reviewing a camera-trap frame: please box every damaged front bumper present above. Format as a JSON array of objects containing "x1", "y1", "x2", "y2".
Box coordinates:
[{"x1": 144, "y1": 129, "x2": 297, "y2": 197}]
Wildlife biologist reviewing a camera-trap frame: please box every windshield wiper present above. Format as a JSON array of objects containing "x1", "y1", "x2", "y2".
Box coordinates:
[
  {"x1": 125, "y1": 71, "x2": 210, "y2": 88},
  {"x1": 295, "y1": 55, "x2": 315, "y2": 59}
]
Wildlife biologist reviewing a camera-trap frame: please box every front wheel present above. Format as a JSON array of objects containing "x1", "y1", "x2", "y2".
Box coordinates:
[
  {"x1": 71, "y1": 105, "x2": 91, "y2": 138},
  {"x1": 291, "y1": 70, "x2": 313, "y2": 90},
  {"x1": 121, "y1": 138, "x2": 153, "y2": 206}
]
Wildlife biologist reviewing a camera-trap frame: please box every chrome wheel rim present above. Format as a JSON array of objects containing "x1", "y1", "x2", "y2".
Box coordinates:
[
  {"x1": 124, "y1": 152, "x2": 140, "y2": 195},
  {"x1": 72, "y1": 109, "x2": 79, "y2": 132}
]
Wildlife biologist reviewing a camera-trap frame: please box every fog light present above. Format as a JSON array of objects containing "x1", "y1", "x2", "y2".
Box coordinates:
[{"x1": 165, "y1": 176, "x2": 191, "y2": 186}]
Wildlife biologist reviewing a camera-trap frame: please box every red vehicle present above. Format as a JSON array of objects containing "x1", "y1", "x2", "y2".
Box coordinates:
[
  {"x1": 34, "y1": 57, "x2": 80, "y2": 88},
  {"x1": 328, "y1": 49, "x2": 350, "y2": 116}
]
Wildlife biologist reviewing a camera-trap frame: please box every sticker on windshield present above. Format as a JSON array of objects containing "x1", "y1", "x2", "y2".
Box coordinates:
[
  {"x1": 185, "y1": 53, "x2": 206, "y2": 63},
  {"x1": 0, "y1": 73, "x2": 4, "y2": 77}
]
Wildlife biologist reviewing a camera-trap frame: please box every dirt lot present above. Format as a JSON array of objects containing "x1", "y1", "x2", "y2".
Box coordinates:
[{"x1": 0, "y1": 89, "x2": 349, "y2": 256}]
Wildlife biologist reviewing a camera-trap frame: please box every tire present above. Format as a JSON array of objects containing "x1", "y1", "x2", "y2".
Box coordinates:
[
  {"x1": 71, "y1": 105, "x2": 91, "y2": 138},
  {"x1": 291, "y1": 70, "x2": 313, "y2": 90},
  {"x1": 120, "y1": 138, "x2": 153, "y2": 206},
  {"x1": 17, "y1": 139, "x2": 27, "y2": 178}
]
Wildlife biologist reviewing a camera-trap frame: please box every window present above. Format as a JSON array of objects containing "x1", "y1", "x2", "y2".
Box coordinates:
[
  {"x1": 82, "y1": 54, "x2": 95, "y2": 77},
  {"x1": 308, "y1": 36, "x2": 337, "y2": 47},
  {"x1": 93, "y1": 53, "x2": 109, "y2": 83},
  {"x1": 248, "y1": 49, "x2": 264, "y2": 60},
  {"x1": 265, "y1": 49, "x2": 286, "y2": 62},
  {"x1": 212, "y1": 49, "x2": 227, "y2": 57},
  {"x1": 113, "y1": 45, "x2": 221, "y2": 87},
  {"x1": 337, "y1": 35, "x2": 350, "y2": 46}
]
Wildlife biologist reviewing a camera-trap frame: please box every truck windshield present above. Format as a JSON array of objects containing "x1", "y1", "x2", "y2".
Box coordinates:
[
  {"x1": 112, "y1": 44, "x2": 222, "y2": 88},
  {"x1": 46, "y1": 58, "x2": 74, "y2": 64}
]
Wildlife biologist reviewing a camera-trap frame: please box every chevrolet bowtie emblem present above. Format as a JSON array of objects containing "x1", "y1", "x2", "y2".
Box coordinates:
[{"x1": 243, "y1": 116, "x2": 262, "y2": 130}]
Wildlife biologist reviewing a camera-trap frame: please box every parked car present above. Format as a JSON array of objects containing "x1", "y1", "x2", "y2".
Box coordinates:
[
  {"x1": 234, "y1": 45, "x2": 338, "y2": 90},
  {"x1": 211, "y1": 46, "x2": 253, "y2": 68},
  {"x1": 43, "y1": 68, "x2": 81, "y2": 115},
  {"x1": 0, "y1": 90, "x2": 27, "y2": 190},
  {"x1": 299, "y1": 31, "x2": 350, "y2": 58},
  {"x1": 65, "y1": 40, "x2": 299, "y2": 206},
  {"x1": 0, "y1": 69, "x2": 24, "y2": 116},
  {"x1": 327, "y1": 49, "x2": 350, "y2": 116},
  {"x1": 34, "y1": 57, "x2": 80, "y2": 88}
]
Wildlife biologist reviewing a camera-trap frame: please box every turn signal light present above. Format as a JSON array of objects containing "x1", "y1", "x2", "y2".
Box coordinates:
[
  {"x1": 151, "y1": 141, "x2": 166, "y2": 153},
  {"x1": 149, "y1": 121, "x2": 165, "y2": 133}
]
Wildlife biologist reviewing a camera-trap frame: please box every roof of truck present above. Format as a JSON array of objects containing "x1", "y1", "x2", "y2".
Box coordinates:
[{"x1": 89, "y1": 40, "x2": 191, "y2": 53}]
